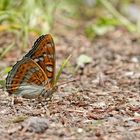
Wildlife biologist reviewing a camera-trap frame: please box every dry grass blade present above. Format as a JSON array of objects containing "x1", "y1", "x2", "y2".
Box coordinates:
[{"x1": 10, "y1": 115, "x2": 28, "y2": 123}]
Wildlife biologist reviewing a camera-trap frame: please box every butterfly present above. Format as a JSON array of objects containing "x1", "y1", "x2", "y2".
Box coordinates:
[{"x1": 6, "y1": 34, "x2": 56, "y2": 99}]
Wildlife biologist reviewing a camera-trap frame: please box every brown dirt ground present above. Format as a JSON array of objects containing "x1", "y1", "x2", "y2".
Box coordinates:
[{"x1": 0, "y1": 28, "x2": 140, "y2": 140}]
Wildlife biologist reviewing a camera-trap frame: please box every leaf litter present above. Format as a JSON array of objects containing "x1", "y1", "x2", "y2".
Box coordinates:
[{"x1": 0, "y1": 29, "x2": 140, "y2": 139}]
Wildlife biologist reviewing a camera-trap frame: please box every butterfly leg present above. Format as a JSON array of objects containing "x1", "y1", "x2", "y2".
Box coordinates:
[
  {"x1": 9, "y1": 96, "x2": 17, "y2": 114},
  {"x1": 37, "y1": 95, "x2": 44, "y2": 103}
]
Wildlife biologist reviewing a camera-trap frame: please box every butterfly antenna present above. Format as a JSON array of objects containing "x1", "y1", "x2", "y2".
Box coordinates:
[{"x1": 56, "y1": 77, "x2": 79, "y2": 87}]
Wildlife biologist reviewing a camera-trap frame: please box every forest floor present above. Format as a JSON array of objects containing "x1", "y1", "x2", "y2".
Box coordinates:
[{"x1": 0, "y1": 28, "x2": 140, "y2": 140}]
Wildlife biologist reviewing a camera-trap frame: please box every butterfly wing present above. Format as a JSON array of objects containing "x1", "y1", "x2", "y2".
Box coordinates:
[
  {"x1": 6, "y1": 57, "x2": 52, "y2": 99},
  {"x1": 25, "y1": 34, "x2": 55, "y2": 87}
]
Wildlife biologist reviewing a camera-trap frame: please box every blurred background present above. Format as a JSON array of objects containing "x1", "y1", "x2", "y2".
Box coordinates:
[
  {"x1": 0, "y1": 0, "x2": 140, "y2": 83},
  {"x1": 0, "y1": 0, "x2": 140, "y2": 46}
]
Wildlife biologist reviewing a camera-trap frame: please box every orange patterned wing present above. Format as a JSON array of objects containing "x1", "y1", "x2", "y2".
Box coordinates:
[
  {"x1": 25, "y1": 34, "x2": 55, "y2": 87},
  {"x1": 6, "y1": 57, "x2": 51, "y2": 98}
]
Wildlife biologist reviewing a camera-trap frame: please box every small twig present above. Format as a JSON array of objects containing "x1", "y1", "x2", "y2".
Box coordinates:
[
  {"x1": 129, "y1": 127, "x2": 140, "y2": 131},
  {"x1": 65, "y1": 109, "x2": 86, "y2": 113}
]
